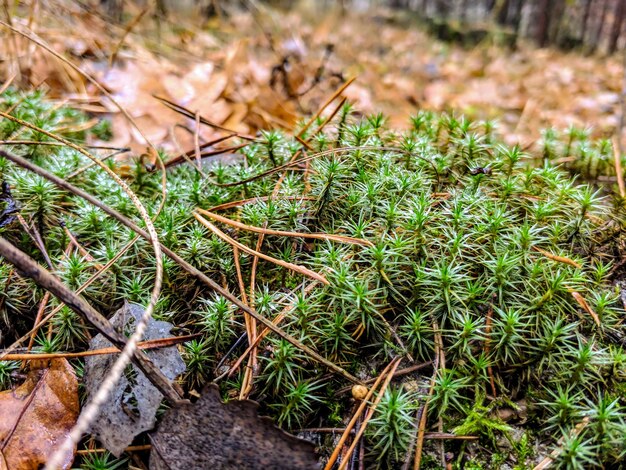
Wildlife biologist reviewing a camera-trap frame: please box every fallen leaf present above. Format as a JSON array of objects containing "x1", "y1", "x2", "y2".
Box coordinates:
[
  {"x1": 82, "y1": 302, "x2": 186, "y2": 456},
  {"x1": 149, "y1": 384, "x2": 319, "y2": 470},
  {"x1": 0, "y1": 359, "x2": 78, "y2": 470}
]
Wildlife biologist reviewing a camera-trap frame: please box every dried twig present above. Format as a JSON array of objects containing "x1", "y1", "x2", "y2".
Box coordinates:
[
  {"x1": 337, "y1": 358, "x2": 402, "y2": 470},
  {"x1": 66, "y1": 148, "x2": 130, "y2": 180},
  {"x1": 26, "y1": 291, "x2": 50, "y2": 351},
  {"x1": 0, "y1": 140, "x2": 130, "y2": 151},
  {"x1": 153, "y1": 94, "x2": 258, "y2": 141},
  {"x1": 76, "y1": 444, "x2": 151, "y2": 455},
  {"x1": 307, "y1": 96, "x2": 348, "y2": 142},
  {"x1": 1, "y1": 234, "x2": 138, "y2": 360},
  {"x1": 298, "y1": 76, "x2": 355, "y2": 137},
  {"x1": 532, "y1": 246, "x2": 581, "y2": 268},
  {"x1": 570, "y1": 290, "x2": 601, "y2": 327},
  {"x1": 222, "y1": 282, "x2": 319, "y2": 380},
  {"x1": 299, "y1": 429, "x2": 476, "y2": 441},
  {"x1": 194, "y1": 212, "x2": 330, "y2": 285},
  {"x1": 1, "y1": 333, "x2": 200, "y2": 360},
  {"x1": 208, "y1": 195, "x2": 316, "y2": 212},
  {"x1": 109, "y1": 4, "x2": 150, "y2": 65},
  {"x1": 196, "y1": 208, "x2": 373, "y2": 247},
  {"x1": 412, "y1": 324, "x2": 443, "y2": 470},
  {"x1": 233, "y1": 243, "x2": 255, "y2": 400},
  {"x1": 165, "y1": 132, "x2": 238, "y2": 168},
  {"x1": 219, "y1": 145, "x2": 438, "y2": 188},
  {"x1": 533, "y1": 418, "x2": 590, "y2": 470},
  {"x1": 62, "y1": 225, "x2": 103, "y2": 269},
  {"x1": 325, "y1": 357, "x2": 401, "y2": 470},
  {"x1": 337, "y1": 362, "x2": 432, "y2": 395}
]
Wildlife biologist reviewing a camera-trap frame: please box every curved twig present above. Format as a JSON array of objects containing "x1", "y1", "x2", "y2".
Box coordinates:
[
  {"x1": 194, "y1": 213, "x2": 330, "y2": 285},
  {"x1": 196, "y1": 208, "x2": 373, "y2": 247},
  {"x1": 214, "y1": 146, "x2": 439, "y2": 188}
]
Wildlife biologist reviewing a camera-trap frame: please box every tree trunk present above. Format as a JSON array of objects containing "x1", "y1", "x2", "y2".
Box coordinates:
[
  {"x1": 434, "y1": 0, "x2": 450, "y2": 19},
  {"x1": 536, "y1": 0, "x2": 552, "y2": 47},
  {"x1": 512, "y1": 0, "x2": 524, "y2": 35},
  {"x1": 493, "y1": 0, "x2": 510, "y2": 25},
  {"x1": 591, "y1": 0, "x2": 611, "y2": 53},
  {"x1": 609, "y1": 0, "x2": 626, "y2": 54},
  {"x1": 580, "y1": 0, "x2": 592, "y2": 42},
  {"x1": 548, "y1": 0, "x2": 566, "y2": 45}
]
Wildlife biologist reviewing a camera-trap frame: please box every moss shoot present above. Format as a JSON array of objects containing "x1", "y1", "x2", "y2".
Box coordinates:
[{"x1": 1, "y1": 90, "x2": 625, "y2": 469}]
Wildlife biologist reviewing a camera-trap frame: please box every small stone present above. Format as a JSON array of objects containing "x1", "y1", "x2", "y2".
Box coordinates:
[{"x1": 351, "y1": 385, "x2": 368, "y2": 400}]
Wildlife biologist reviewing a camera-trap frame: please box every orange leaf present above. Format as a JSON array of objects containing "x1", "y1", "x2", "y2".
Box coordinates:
[{"x1": 0, "y1": 359, "x2": 79, "y2": 470}]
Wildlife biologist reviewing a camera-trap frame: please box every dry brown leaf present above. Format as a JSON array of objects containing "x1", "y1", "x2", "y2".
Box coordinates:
[
  {"x1": 129, "y1": 114, "x2": 169, "y2": 145},
  {"x1": 0, "y1": 359, "x2": 79, "y2": 470},
  {"x1": 221, "y1": 102, "x2": 249, "y2": 132},
  {"x1": 149, "y1": 384, "x2": 319, "y2": 470},
  {"x1": 162, "y1": 74, "x2": 196, "y2": 104}
]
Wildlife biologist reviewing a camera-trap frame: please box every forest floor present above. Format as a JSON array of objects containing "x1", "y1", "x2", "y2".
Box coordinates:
[
  {"x1": 2, "y1": 2, "x2": 626, "y2": 469},
  {"x1": 7, "y1": 1, "x2": 625, "y2": 155}
]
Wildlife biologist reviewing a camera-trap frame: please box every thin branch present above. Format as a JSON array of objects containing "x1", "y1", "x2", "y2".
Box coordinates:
[
  {"x1": 0, "y1": 236, "x2": 180, "y2": 404},
  {"x1": 208, "y1": 195, "x2": 316, "y2": 212},
  {"x1": 194, "y1": 212, "x2": 330, "y2": 285},
  {"x1": 570, "y1": 290, "x2": 601, "y2": 327},
  {"x1": 216, "y1": 145, "x2": 438, "y2": 188},
  {"x1": 412, "y1": 324, "x2": 442, "y2": 470},
  {"x1": 196, "y1": 208, "x2": 373, "y2": 247},
  {"x1": 532, "y1": 246, "x2": 582, "y2": 268},
  {"x1": 297, "y1": 76, "x2": 356, "y2": 138},
  {"x1": 109, "y1": 4, "x2": 150, "y2": 65},
  {"x1": 221, "y1": 281, "x2": 319, "y2": 381},
  {"x1": 533, "y1": 418, "x2": 590, "y2": 470},
  {"x1": 0, "y1": 140, "x2": 130, "y2": 151},
  {"x1": 338, "y1": 358, "x2": 402, "y2": 470},
  {"x1": 1, "y1": 234, "x2": 138, "y2": 360},
  {"x1": 1, "y1": 333, "x2": 200, "y2": 360},
  {"x1": 153, "y1": 94, "x2": 258, "y2": 141},
  {"x1": 66, "y1": 148, "x2": 129, "y2": 180},
  {"x1": 164, "y1": 132, "x2": 238, "y2": 168},
  {"x1": 337, "y1": 361, "x2": 432, "y2": 394},
  {"x1": 324, "y1": 357, "x2": 400, "y2": 470}
]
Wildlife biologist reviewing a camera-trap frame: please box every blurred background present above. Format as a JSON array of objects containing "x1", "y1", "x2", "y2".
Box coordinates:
[{"x1": 3, "y1": 0, "x2": 624, "y2": 153}]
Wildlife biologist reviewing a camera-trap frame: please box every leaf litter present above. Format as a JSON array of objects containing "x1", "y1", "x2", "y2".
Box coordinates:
[
  {"x1": 149, "y1": 384, "x2": 319, "y2": 470},
  {"x1": 0, "y1": 359, "x2": 78, "y2": 470},
  {"x1": 2, "y1": 2, "x2": 623, "y2": 154}
]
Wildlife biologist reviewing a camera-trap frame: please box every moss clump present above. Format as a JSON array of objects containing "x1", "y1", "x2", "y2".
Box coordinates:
[{"x1": 0, "y1": 91, "x2": 625, "y2": 468}]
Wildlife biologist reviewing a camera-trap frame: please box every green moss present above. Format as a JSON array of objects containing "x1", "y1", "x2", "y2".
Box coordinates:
[{"x1": 1, "y1": 90, "x2": 626, "y2": 467}]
